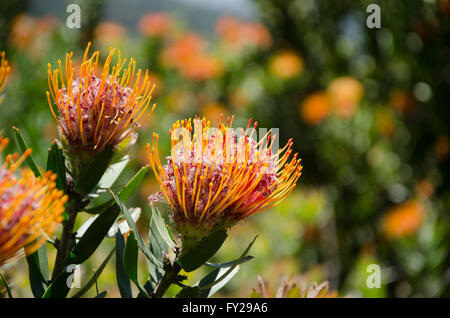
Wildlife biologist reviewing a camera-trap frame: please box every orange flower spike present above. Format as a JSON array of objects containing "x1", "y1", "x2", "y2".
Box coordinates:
[
  {"x1": 0, "y1": 137, "x2": 67, "y2": 265},
  {"x1": 148, "y1": 116, "x2": 302, "y2": 250}
]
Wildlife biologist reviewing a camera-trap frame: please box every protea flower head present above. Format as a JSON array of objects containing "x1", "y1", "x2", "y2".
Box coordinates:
[
  {"x1": 147, "y1": 116, "x2": 302, "y2": 250},
  {"x1": 0, "y1": 51, "x2": 10, "y2": 95},
  {"x1": 0, "y1": 136, "x2": 67, "y2": 266},
  {"x1": 47, "y1": 42, "x2": 156, "y2": 176}
]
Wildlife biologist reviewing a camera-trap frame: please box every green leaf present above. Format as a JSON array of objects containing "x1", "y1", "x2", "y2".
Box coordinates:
[
  {"x1": 46, "y1": 142, "x2": 68, "y2": 221},
  {"x1": 198, "y1": 235, "x2": 257, "y2": 294},
  {"x1": 197, "y1": 266, "x2": 240, "y2": 298},
  {"x1": 97, "y1": 156, "x2": 130, "y2": 189},
  {"x1": 74, "y1": 146, "x2": 114, "y2": 195},
  {"x1": 110, "y1": 190, "x2": 162, "y2": 268},
  {"x1": 95, "y1": 291, "x2": 107, "y2": 298},
  {"x1": 137, "y1": 280, "x2": 154, "y2": 298},
  {"x1": 26, "y1": 247, "x2": 48, "y2": 298},
  {"x1": 123, "y1": 230, "x2": 150, "y2": 298},
  {"x1": 71, "y1": 247, "x2": 114, "y2": 298},
  {"x1": 189, "y1": 249, "x2": 255, "y2": 298},
  {"x1": 175, "y1": 286, "x2": 201, "y2": 298},
  {"x1": 150, "y1": 204, "x2": 176, "y2": 254},
  {"x1": 67, "y1": 204, "x2": 120, "y2": 265},
  {"x1": 115, "y1": 232, "x2": 132, "y2": 298},
  {"x1": 178, "y1": 229, "x2": 228, "y2": 272},
  {"x1": 68, "y1": 207, "x2": 119, "y2": 265},
  {"x1": 205, "y1": 256, "x2": 254, "y2": 268},
  {"x1": 84, "y1": 166, "x2": 148, "y2": 214},
  {"x1": 148, "y1": 205, "x2": 173, "y2": 284},
  {"x1": 0, "y1": 272, "x2": 13, "y2": 298},
  {"x1": 12, "y1": 126, "x2": 41, "y2": 177},
  {"x1": 68, "y1": 167, "x2": 148, "y2": 263},
  {"x1": 88, "y1": 156, "x2": 130, "y2": 208},
  {"x1": 123, "y1": 231, "x2": 139, "y2": 283},
  {"x1": 46, "y1": 141, "x2": 67, "y2": 193},
  {"x1": 42, "y1": 271, "x2": 72, "y2": 298}
]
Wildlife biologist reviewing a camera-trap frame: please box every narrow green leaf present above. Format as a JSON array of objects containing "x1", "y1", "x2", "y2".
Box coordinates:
[
  {"x1": 148, "y1": 206, "x2": 169, "y2": 284},
  {"x1": 95, "y1": 291, "x2": 107, "y2": 298},
  {"x1": 178, "y1": 230, "x2": 228, "y2": 272},
  {"x1": 123, "y1": 231, "x2": 139, "y2": 283},
  {"x1": 109, "y1": 190, "x2": 162, "y2": 268},
  {"x1": 97, "y1": 156, "x2": 130, "y2": 189},
  {"x1": 67, "y1": 204, "x2": 120, "y2": 265},
  {"x1": 26, "y1": 250, "x2": 47, "y2": 298},
  {"x1": 115, "y1": 232, "x2": 132, "y2": 298},
  {"x1": 137, "y1": 280, "x2": 154, "y2": 298},
  {"x1": 150, "y1": 204, "x2": 175, "y2": 251},
  {"x1": 84, "y1": 166, "x2": 148, "y2": 214},
  {"x1": 175, "y1": 286, "x2": 201, "y2": 298},
  {"x1": 69, "y1": 167, "x2": 149, "y2": 264},
  {"x1": 46, "y1": 142, "x2": 68, "y2": 221},
  {"x1": 12, "y1": 126, "x2": 41, "y2": 177},
  {"x1": 0, "y1": 272, "x2": 13, "y2": 298},
  {"x1": 198, "y1": 266, "x2": 240, "y2": 298},
  {"x1": 74, "y1": 146, "x2": 114, "y2": 195},
  {"x1": 42, "y1": 271, "x2": 72, "y2": 298},
  {"x1": 46, "y1": 141, "x2": 67, "y2": 193},
  {"x1": 71, "y1": 247, "x2": 114, "y2": 298},
  {"x1": 87, "y1": 156, "x2": 130, "y2": 209},
  {"x1": 37, "y1": 244, "x2": 50, "y2": 281},
  {"x1": 199, "y1": 235, "x2": 257, "y2": 292},
  {"x1": 122, "y1": 231, "x2": 150, "y2": 298},
  {"x1": 194, "y1": 246, "x2": 255, "y2": 298},
  {"x1": 205, "y1": 256, "x2": 254, "y2": 268}
]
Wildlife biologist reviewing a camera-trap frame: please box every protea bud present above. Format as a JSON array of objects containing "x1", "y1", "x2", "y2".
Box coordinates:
[
  {"x1": 147, "y1": 116, "x2": 302, "y2": 251},
  {"x1": 46, "y1": 42, "x2": 156, "y2": 177},
  {"x1": 0, "y1": 136, "x2": 67, "y2": 265}
]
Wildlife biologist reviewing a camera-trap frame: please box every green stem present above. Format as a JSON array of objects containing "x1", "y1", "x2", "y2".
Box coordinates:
[
  {"x1": 50, "y1": 196, "x2": 78, "y2": 282},
  {"x1": 152, "y1": 262, "x2": 182, "y2": 298}
]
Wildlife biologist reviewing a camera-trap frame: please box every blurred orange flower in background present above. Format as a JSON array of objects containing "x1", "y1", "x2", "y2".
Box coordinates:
[
  {"x1": 200, "y1": 101, "x2": 228, "y2": 124},
  {"x1": 374, "y1": 108, "x2": 396, "y2": 137},
  {"x1": 269, "y1": 50, "x2": 304, "y2": 80},
  {"x1": 327, "y1": 77, "x2": 364, "y2": 118},
  {"x1": 181, "y1": 54, "x2": 223, "y2": 81},
  {"x1": 389, "y1": 89, "x2": 417, "y2": 115},
  {"x1": 434, "y1": 134, "x2": 449, "y2": 160},
  {"x1": 415, "y1": 179, "x2": 435, "y2": 198},
  {"x1": 9, "y1": 14, "x2": 38, "y2": 49},
  {"x1": 383, "y1": 200, "x2": 425, "y2": 239},
  {"x1": 300, "y1": 92, "x2": 331, "y2": 124},
  {"x1": 215, "y1": 16, "x2": 272, "y2": 51},
  {"x1": 160, "y1": 33, "x2": 206, "y2": 67},
  {"x1": 94, "y1": 21, "x2": 127, "y2": 45},
  {"x1": 138, "y1": 12, "x2": 174, "y2": 38},
  {"x1": 229, "y1": 88, "x2": 250, "y2": 110},
  {"x1": 9, "y1": 14, "x2": 57, "y2": 56},
  {"x1": 161, "y1": 33, "x2": 222, "y2": 81}
]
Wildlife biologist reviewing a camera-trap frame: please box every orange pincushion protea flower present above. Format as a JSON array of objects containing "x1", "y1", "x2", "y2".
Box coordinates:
[
  {"x1": 215, "y1": 17, "x2": 272, "y2": 51},
  {"x1": 0, "y1": 52, "x2": 10, "y2": 94},
  {"x1": 147, "y1": 116, "x2": 302, "y2": 249},
  {"x1": 138, "y1": 12, "x2": 173, "y2": 38},
  {"x1": 0, "y1": 136, "x2": 67, "y2": 265},
  {"x1": 47, "y1": 43, "x2": 156, "y2": 174},
  {"x1": 383, "y1": 200, "x2": 425, "y2": 239}
]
